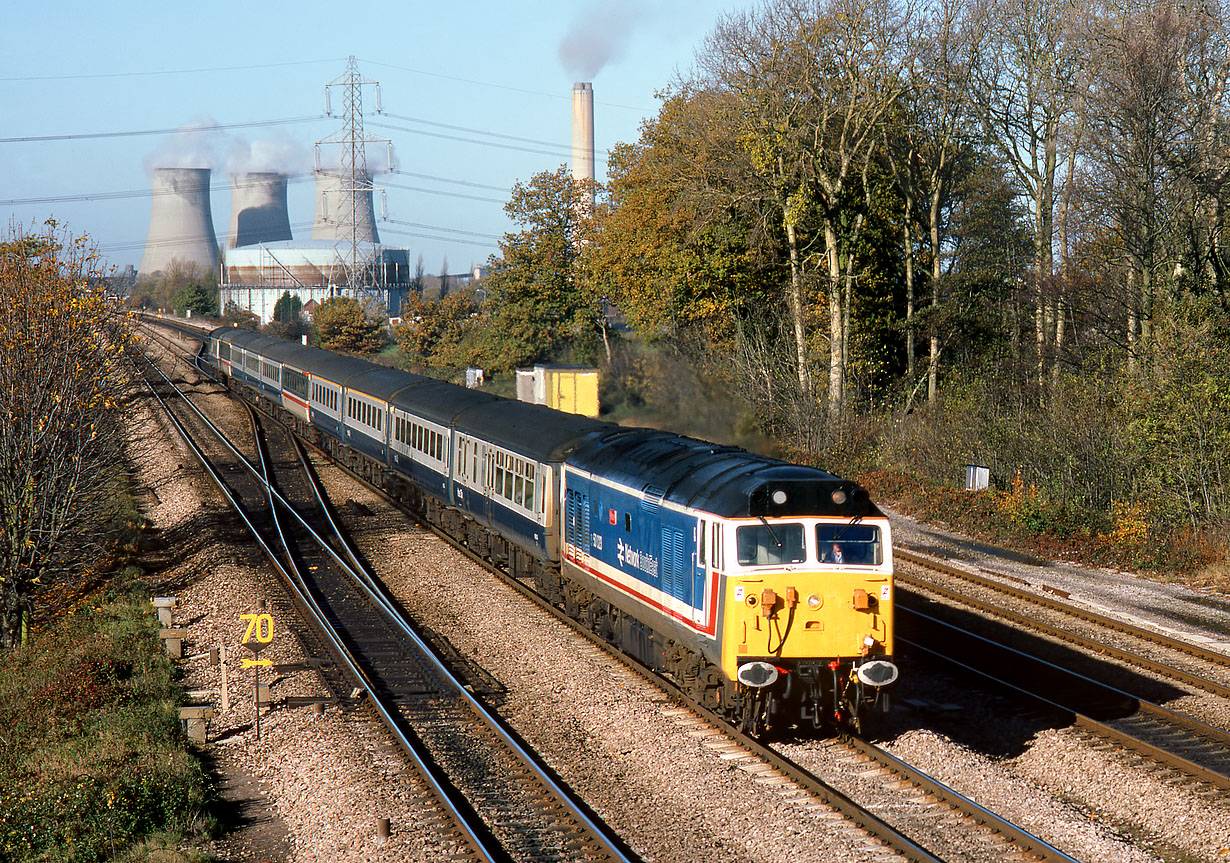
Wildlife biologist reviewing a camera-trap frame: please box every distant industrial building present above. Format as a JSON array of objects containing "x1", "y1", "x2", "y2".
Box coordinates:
[{"x1": 220, "y1": 239, "x2": 413, "y2": 323}]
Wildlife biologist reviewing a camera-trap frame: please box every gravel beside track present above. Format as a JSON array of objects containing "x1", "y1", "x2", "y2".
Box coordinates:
[{"x1": 129, "y1": 327, "x2": 1230, "y2": 862}]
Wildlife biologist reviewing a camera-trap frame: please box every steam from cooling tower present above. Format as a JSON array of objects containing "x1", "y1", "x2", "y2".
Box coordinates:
[
  {"x1": 142, "y1": 116, "x2": 225, "y2": 175},
  {"x1": 226, "y1": 129, "x2": 311, "y2": 176},
  {"x1": 559, "y1": 1, "x2": 645, "y2": 79}
]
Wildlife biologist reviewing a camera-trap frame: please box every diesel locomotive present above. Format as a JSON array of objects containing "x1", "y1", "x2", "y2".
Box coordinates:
[{"x1": 205, "y1": 326, "x2": 898, "y2": 735}]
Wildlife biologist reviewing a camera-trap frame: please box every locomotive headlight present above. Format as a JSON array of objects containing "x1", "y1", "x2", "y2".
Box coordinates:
[
  {"x1": 771, "y1": 489, "x2": 788, "y2": 505},
  {"x1": 831, "y1": 489, "x2": 848, "y2": 505},
  {"x1": 807, "y1": 594, "x2": 822, "y2": 609},
  {"x1": 863, "y1": 636, "x2": 878, "y2": 649}
]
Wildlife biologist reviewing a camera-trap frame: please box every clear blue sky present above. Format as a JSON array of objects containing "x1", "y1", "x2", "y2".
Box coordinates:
[{"x1": 2, "y1": 1, "x2": 744, "y2": 275}]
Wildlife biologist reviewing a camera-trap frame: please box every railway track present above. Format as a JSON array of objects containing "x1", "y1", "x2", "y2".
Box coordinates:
[
  {"x1": 231, "y1": 384, "x2": 1086, "y2": 862},
  {"x1": 131, "y1": 325, "x2": 639, "y2": 863},
  {"x1": 896, "y1": 548, "x2": 1230, "y2": 698},
  {"x1": 138, "y1": 318, "x2": 1205, "y2": 861},
  {"x1": 895, "y1": 548, "x2": 1230, "y2": 796}
]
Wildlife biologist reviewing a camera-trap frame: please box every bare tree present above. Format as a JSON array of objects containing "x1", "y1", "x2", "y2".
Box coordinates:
[
  {"x1": 0, "y1": 223, "x2": 134, "y2": 649},
  {"x1": 1082, "y1": 3, "x2": 1192, "y2": 371},
  {"x1": 971, "y1": 0, "x2": 1082, "y2": 384},
  {"x1": 1169, "y1": 2, "x2": 1230, "y2": 297},
  {"x1": 885, "y1": 0, "x2": 982, "y2": 403}
]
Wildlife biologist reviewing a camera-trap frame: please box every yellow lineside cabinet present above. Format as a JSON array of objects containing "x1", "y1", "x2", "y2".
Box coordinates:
[{"x1": 515, "y1": 365, "x2": 600, "y2": 417}]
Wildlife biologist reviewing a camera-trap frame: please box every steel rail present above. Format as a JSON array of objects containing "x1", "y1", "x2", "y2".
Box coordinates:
[
  {"x1": 264, "y1": 418, "x2": 638, "y2": 863},
  {"x1": 896, "y1": 547, "x2": 1230, "y2": 669},
  {"x1": 896, "y1": 562, "x2": 1230, "y2": 699},
  {"x1": 897, "y1": 608, "x2": 1230, "y2": 791}
]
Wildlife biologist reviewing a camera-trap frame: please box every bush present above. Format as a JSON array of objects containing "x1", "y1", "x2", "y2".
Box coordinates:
[{"x1": 0, "y1": 583, "x2": 212, "y2": 862}]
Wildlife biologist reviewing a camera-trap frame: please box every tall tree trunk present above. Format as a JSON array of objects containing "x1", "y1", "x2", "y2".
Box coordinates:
[
  {"x1": 903, "y1": 207, "x2": 916, "y2": 380},
  {"x1": 1126, "y1": 266, "x2": 1139, "y2": 375},
  {"x1": 825, "y1": 220, "x2": 844, "y2": 422},
  {"x1": 1140, "y1": 262, "x2": 1153, "y2": 361},
  {"x1": 928, "y1": 184, "x2": 944, "y2": 402},
  {"x1": 783, "y1": 214, "x2": 812, "y2": 399},
  {"x1": 1054, "y1": 146, "x2": 1076, "y2": 385}
]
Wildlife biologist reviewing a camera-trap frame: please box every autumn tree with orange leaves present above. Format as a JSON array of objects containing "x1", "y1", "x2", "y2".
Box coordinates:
[{"x1": 0, "y1": 223, "x2": 133, "y2": 649}]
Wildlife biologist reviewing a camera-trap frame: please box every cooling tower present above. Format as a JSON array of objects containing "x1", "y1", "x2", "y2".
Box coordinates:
[
  {"x1": 227, "y1": 172, "x2": 293, "y2": 248},
  {"x1": 138, "y1": 168, "x2": 219, "y2": 276},
  {"x1": 571, "y1": 82, "x2": 595, "y2": 205},
  {"x1": 311, "y1": 170, "x2": 380, "y2": 244}
]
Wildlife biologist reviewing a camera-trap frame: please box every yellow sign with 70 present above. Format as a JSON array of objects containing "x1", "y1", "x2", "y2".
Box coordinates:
[{"x1": 240, "y1": 613, "x2": 274, "y2": 667}]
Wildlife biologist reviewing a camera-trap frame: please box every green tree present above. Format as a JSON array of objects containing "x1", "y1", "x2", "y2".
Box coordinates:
[
  {"x1": 262, "y1": 292, "x2": 308, "y2": 341},
  {"x1": 0, "y1": 223, "x2": 133, "y2": 648},
  {"x1": 313, "y1": 295, "x2": 387, "y2": 353},
  {"x1": 1129, "y1": 298, "x2": 1230, "y2": 532},
  {"x1": 393, "y1": 288, "x2": 480, "y2": 371},
  {"x1": 171, "y1": 278, "x2": 218, "y2": 317},
  {"x1": 273, "y1": 290, "x2": 303, "y2": 323},
  {"x1": 474, "y1": 165, "x2": 603, "y2": 372},
  {"x1": 219, "y1": 301, "x2": 261, "y2": 331}
]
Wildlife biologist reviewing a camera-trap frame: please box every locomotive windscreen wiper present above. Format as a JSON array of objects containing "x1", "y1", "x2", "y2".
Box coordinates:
[
  {"x1": 758, "y1": 516, "x2": 782, "y2": 548},
  {"x1": 831, "y1": 513, "x2": 863, "y2": 541}
]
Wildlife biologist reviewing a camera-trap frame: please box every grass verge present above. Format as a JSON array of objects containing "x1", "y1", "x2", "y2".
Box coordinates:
[{"x1": 0, "y1": 568, "x2": 214, "y2": 863}]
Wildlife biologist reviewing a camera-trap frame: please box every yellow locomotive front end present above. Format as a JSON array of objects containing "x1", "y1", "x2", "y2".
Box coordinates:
[{"x1": 719, "y1": 515, "x2": 898, "y2": 736}]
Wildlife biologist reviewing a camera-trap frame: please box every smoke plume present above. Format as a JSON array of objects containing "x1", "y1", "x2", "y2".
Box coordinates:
[{"x1": 559, "y1": 2, "x2": 646, "y2": 79}]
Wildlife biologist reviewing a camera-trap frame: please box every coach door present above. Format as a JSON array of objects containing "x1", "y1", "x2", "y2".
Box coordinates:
[{"x1": 693, "y1": 518, "x2": 718, "y2": 627}]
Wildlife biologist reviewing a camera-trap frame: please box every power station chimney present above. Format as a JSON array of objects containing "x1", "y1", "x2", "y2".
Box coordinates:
[
  {"x1": 571, "y1": 82, "x2": 595, "y2": 208},
  {"x1": 138, "y1": 168, "x2": 219, "y2": 276},
  {"x1": 311, "y1": 169, "x2": 380, "y2": 244},
  {"x1": 227, "y1": 172, "x2": 293, "y2": 248}
]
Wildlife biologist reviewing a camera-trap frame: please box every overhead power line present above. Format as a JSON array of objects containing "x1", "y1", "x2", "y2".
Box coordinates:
[
  {"x1": 381, "y1": 178, "x2": 506, "y2": 205},
  {"x1": 0, "y1": 58, "x2": 343, "y2": 83},
  {"x1": 384, "y1": 219, "x2": 501, "y2": 241},
  {"x1": 380, "y1": 226, "x2": 500, "y2": 250},
  {"x1": 0, "y1": 116, "x2": 324, "y2": 144},
  {"x1": 387, "y1": 170, "x2": 507, "y2": 194},
  {"x1": 369, "y1": 120, "x2": 582, "y2": 164},
  {"x1": 383, "y1": 112, "x2": 571, "y2": 151}
]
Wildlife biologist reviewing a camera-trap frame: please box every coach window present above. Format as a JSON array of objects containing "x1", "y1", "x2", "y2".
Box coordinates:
[{"x1": 624, "y1": 513, "x2": 631, "y2": 532}]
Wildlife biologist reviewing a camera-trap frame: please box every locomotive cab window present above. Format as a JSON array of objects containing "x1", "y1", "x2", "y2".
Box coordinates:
[
  {"x1": 736, "y1": 523, "x2": 806, "y2": 567},
  {"x1": 815, "y1": 523, "x2": 882, "y2": 565}
]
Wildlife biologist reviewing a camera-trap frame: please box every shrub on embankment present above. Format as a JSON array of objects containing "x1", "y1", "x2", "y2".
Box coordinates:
[{"x1": 0, "y1": 571, "x2": 213, "y2": 862}]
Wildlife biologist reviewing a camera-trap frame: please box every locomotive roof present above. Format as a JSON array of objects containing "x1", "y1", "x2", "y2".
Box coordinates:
[
  {"x1": 567, "y1": 428, "x2": 882, "y2": 519},
  {"x1": 454, "y1": 399, "x2": 614, "y2": 463}
]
